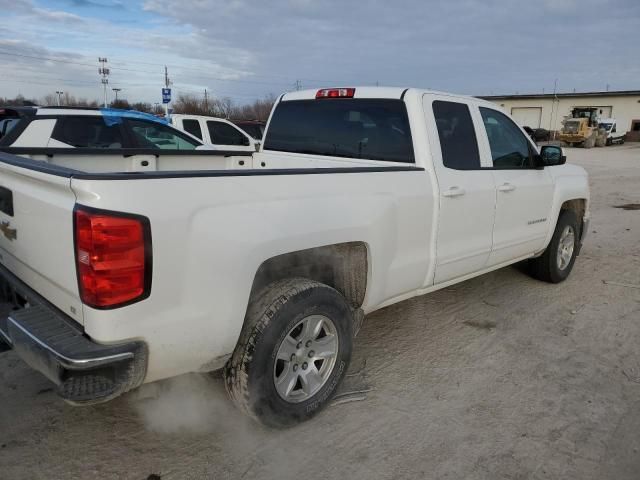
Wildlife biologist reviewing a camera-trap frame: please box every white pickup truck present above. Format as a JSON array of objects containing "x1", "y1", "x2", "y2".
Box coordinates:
[
  {"x1": 170, "y1": 114, "x2": 258, "y2": 152},
  {"x1": 0, "y1": 87, "x2": 589, "y2": 427}
]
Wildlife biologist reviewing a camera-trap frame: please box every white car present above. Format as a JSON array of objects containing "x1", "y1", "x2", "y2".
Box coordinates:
[
  {"x1": 598, "y1": 118, "x2": 626, "y2": 145},
  {"x1": 0, "y1": 87, "x2": 589, "y2": 427},
  {"x1": 170, "y1": 114, "x2": 258, "y2": 152}
]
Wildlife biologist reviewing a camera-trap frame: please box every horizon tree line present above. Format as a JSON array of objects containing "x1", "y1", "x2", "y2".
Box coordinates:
[{"x1": 0, "y1": 92, "x2": 277, "y2": 121}]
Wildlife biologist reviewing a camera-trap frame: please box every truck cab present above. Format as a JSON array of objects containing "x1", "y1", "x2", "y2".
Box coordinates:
[{"x1": 170, "y1": 114, "x2": 258, "y2": 152}]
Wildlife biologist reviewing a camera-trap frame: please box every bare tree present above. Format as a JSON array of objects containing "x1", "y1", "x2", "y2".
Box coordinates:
[{"x1": 214, "y1": 97, "x2": 234, "y2": 119}]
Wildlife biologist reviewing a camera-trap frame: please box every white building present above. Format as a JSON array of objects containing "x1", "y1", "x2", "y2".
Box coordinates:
[{"x1": 481, "y1": 90, "x2": 640, "y2": 139}]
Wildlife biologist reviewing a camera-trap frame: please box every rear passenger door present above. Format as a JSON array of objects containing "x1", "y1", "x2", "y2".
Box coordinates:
[
  {"x1": 425, "y1": 96, "x2": 496, "y2": 284},
  {"x1": 477, "y1": 106, "x2": 554, "y2": 266}
]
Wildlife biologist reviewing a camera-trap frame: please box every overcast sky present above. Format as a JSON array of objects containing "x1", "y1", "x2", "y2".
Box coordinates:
[{"x1": 1, "y1": 0, "x2": 638, "y2": 105}]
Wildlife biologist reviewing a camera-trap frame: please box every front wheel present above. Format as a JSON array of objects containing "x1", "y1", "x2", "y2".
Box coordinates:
[
  {"x1": 224, "y1": 278, "x2": 353, "y2": 427},
  {"x1": 529, "y1": 210, "x2": 580, "y2": 283}
]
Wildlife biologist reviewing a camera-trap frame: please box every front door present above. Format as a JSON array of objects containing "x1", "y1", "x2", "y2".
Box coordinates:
[
  {"x1": 424, "y1": 96, "x2": 496, "y2": 284},
  {"x1": 476, "y1": 106, "x2": 554, "y2": 266}
]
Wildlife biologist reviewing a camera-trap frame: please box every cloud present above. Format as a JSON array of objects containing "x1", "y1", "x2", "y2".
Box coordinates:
[
  {"x1": 69, "y1": 0, "x2": 125, "y2": 8},
  {"x1": 0, "y1": 0, "x2": 85, "y2": 24},
  {"x1": 1, "y1": 0, "x2": 639, "y2": 103}
]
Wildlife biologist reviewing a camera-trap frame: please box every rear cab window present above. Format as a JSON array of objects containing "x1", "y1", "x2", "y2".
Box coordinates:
[{"x1": 264, "y1": 99, "x2": 415, "y2": 163}]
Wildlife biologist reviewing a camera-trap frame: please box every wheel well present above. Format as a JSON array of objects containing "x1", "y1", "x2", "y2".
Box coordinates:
[
  {"x1": 250, "y1": 242, "x2": 368, "y2": 309},
  {"x1": 561, "y1": 199, "x2": 585, "y2": 221},
  {"x1": 560, "y1": 198, "x2": 586, "y2": 232}
]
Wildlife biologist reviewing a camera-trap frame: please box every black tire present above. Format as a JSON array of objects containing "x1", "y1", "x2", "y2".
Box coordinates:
[
  {"x1": 224, "y1": 278, "x2": 353, "y2": 428},
  {"x1": 529, "y1": 210, "x2": 580, "y2": 283},
  {"x1": 606, "y1": 138, "x2": 612, "y2": 146}
]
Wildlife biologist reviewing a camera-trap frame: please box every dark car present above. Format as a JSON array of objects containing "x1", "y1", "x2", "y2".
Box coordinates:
[
  {"x1": 234, "y1": 120, "x2": 265, "y2": 140},
  {"x1": 523, "y1": 126, "x2": 550, "y2": 142}
]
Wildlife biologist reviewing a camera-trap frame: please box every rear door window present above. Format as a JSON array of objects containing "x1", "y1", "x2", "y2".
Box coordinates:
[
  {"x1": 432, "y1": 100, "x2": 481, "y2": 170},
  {"x1": 182, "y1": 119, "x2": 203, "y2": 140},
  {"x1": 264, "y1": 99, "x2": 415, "y2": 163},
  {"x1": 206, "y1": 121, "x2": 249, "y2": 146},
  {"x1": 127, "y1": 119, "x2": 200, "y2": 150},
  {"x1": 50, "y1": 117, "x2": 126, "y2": 148}
]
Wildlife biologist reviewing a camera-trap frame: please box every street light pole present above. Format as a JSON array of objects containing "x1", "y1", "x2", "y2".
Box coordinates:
[
  {"x1": 112, "y1": 88, "x2": 122, "y2": 105},
  {"x1": 55, "y1": 91, "x2": 64, "y2": 106},
  {"x1": 98, "y1": 57, "x2": 110, "y2": 108}
]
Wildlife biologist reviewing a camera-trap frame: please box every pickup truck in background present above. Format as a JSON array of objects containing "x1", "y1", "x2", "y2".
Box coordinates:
[
  {"x1": 0, "y1": 87, "x2": 589, "y2": 427},
  {"x1": 170, "y1": 114, "x2": 258, "y2": 152}
]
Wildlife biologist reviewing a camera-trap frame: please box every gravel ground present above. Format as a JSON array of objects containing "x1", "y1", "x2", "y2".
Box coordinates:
[{"x1": 1, "y1": 144, "x2": 639, "y2": 480}]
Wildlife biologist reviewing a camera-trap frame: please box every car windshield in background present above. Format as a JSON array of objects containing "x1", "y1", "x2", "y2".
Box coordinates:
[
  {"x1": 264, "y1": 99, "x2": 415, "y2": 163},
  {"x1": 128, "y1": 120, "x2": 199, "y2": 150},
  {"x1": 599, "y1": 123, "x2": 612, "y2": 130}
]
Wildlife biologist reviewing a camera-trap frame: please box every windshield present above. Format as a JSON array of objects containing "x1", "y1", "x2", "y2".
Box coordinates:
[
  {"x1": 264, "y1": 99, "x2": 414, "y2": 163},
  {"x1": 599, "y1": 123, "x2": 612, "y2": 130}
]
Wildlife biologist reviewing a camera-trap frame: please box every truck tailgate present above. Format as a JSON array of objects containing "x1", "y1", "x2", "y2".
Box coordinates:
[{"x1": 0, "y1": 159, "x2": 83, "y2": 325}]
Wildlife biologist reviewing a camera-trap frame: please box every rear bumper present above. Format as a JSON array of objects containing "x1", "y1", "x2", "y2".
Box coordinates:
[{"x1": 0, "y1": 264, "x2": 147, "y2": 405}]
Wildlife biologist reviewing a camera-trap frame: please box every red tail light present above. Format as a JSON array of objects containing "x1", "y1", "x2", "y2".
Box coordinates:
[
  {"x1": 316, "y1": 88, "x2": 355, "y2": 99},
  {"x1": 74, "y1": 206, "x2": 152, "y2": 309}
]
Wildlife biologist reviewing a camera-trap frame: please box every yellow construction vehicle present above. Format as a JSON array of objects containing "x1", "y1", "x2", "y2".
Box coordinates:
[{"x1": 558, "y1": 107, "x2": 605, "y2": 148}]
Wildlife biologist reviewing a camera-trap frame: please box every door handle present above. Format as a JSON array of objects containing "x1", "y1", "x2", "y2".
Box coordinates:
[
  {"x1": 498, "y1": 183, "x2": 516, "y2": 192},
  {"x1": 442, "y1": 186, "x2": 466, "y2": 197}
]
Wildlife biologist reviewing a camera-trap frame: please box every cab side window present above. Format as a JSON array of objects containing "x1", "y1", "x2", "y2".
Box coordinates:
[
  {"x1": 480, "y1": 107, "x2": 533, "y2": 168},
  {"x1": 432, "y1": 101, "x2": 481, "y2": 170},
  {"x1": 207, "y1": 121, "x2": 249, "y2": 146}
]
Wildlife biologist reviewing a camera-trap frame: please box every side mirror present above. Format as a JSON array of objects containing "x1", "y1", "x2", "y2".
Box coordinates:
[{"x1": 537, "y1": 145, "x2": 566, "y2": 168}]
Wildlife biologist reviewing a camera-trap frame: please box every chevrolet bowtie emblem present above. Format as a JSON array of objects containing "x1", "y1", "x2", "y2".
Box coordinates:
[{"x1": 0, "y1": 221, "x2": 17, "y2": 241}]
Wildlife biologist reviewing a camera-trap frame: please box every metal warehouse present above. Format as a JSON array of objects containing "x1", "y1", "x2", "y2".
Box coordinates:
[{"x1": 481, "y1": 90, "x2": 640, "y2": 140}]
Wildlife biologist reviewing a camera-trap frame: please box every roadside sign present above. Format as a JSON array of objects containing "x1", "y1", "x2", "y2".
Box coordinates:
[{"x1": 162, "y1": 88, "x2": 171, "y2": 104}]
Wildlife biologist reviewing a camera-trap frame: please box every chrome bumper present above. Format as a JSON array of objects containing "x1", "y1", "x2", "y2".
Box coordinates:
[{"x1": 0, "y1": 265, "x2": 147, "y2": 405}]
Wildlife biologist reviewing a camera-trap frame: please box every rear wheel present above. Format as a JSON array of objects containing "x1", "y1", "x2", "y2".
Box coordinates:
[
  {"x1": 224, "y1": 278, "x2": 353, "y2": 427},
  {"x1": 529, "y1": 210, "x2": 580, "y2": 283}
]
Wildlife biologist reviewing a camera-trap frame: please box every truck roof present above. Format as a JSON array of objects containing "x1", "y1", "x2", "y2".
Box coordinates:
[{"x1": 281, "y1": 86, "x2": 488, "y2": 104}]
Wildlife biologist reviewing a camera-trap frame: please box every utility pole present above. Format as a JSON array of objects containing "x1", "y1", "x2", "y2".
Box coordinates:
[
  {"x1": 112, "y1": 88, "x2": 122, "y2": 104},
  {"x1": 549, "y1": 78, "x2": 558, "y2": 140},
  {"x1": 294, "y1": 80, "x2": 302, "y2": 91},
  {"x1": 204, "y1": 88, "x2": 209, "y2": 113},
  {"x1": 164, "y1": 65, "x2": 171, "y2": 118},
  {"x1": 154, "y1": 102, "x2": 160, "y2": 114},
  {"x1": 98, "y1": 57, "x2": 110, "y2": 108},
  {"x1": 55, "y1": 91, "x2": 64, "y2": 106}
]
